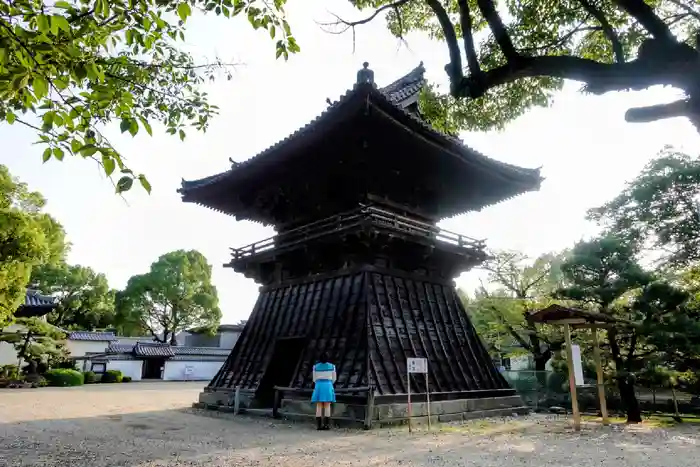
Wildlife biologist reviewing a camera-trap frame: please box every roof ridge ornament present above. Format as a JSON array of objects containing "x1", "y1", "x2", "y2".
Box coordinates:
[{"x1": 355, "y1": 62, "x2": 376, "y2": 88}]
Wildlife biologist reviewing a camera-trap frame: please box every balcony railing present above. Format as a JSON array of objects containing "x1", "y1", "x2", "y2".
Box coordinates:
[{"x1": 229, "y1": 205, "x2": 486, "y2": 262}]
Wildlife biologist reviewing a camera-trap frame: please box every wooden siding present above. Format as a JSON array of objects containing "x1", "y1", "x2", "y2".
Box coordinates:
[{"x1": 209, "y1": 269, "x2": 511, "y2": 397}]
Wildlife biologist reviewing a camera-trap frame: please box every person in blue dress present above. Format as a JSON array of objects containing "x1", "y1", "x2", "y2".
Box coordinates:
[{"x1": 311, "y1": 352, "x2": 336, "y2": 430}]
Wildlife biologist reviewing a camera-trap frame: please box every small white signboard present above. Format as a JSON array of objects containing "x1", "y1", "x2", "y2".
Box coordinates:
[
  {"x1": 184, "y1": 365, "x2": 194, "y2": 379},
  {"x1": 571, "y1": 345, "x2": 585, "y2": 386},
  {"x1": 407, "y1": 357, "x2": 428, "y2": 374}
]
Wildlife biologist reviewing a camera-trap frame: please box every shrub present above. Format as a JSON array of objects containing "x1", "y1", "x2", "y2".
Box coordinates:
[
  {"x1": 122, "y1": 376, "x2": 132, "y2": 383},
  {"x1": 44, "y1": 369, "x2": 84, "y2": 387},
  {"x1": 1, "y1": 364, "x2": 20, "y2": 380},
  {"x1": 83, "y1": 371, "x2": 99, "y2": 384},
  {"x1": 101, "y1": 369, "x2": 123, "y2": 383}
]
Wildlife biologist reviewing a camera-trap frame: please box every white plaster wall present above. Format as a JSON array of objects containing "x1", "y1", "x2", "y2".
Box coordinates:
[
  {"x1": 163, "y1": 360, "x2": 223, "y2": 381},
  {"x1": 106, "y1": 360, "x2": 143, "y2": 381},
  {"x1": 219, "y1": 331, "x2": 240, "y2": 349},
  {"x1": 0, "y1": 342, "x2": 18, "y2": 365},
  {"x1": 510, "y1": 355, "x2": 532, "y2": 371},
  {"x1": 66, "y1": 340, "x2": 110, "y2": 358},
  {"x1": 0, "y1": 324, "x2": 27, "y2": 365}
]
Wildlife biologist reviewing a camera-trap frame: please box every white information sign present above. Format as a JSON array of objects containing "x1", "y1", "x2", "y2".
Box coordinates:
[
  {"x1": 407, "y1": 357, "x2": 428, "y2": 374},
  {"x1": 571, "y1": 345, "x2": 585, "y2": 386},
  {"x1": 184, "y1": 365, "x2": 194, "y2": 377}
]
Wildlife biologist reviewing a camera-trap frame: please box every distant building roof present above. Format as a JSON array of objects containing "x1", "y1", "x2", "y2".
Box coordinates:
[
  {"x1": 106, "y1": 341, "x2": 230, "y2": 359},
  {"x1": 68, "y1": 331, "x2": 118, "y2": 341},
  {"x1": 133, "y1": 342, "x2": 176, "y2": 357},
  {"x1": 14, "y1": 290, "x2": 58, "y2": 318}
]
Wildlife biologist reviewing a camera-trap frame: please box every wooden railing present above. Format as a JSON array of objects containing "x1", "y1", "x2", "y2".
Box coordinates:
[{"x1": 230, "y1": 205, "x2": 486, "y2": 262}]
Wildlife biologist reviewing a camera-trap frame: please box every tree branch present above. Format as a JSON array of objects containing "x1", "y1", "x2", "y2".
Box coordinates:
[
  {"x1": 578, "y1": 0, "x2": 625, "y2": 63},
  {"x1": 667, "y1": 0, "x2": 700, "y2": 22},
  {"x1": 475, "y1": 0, "x2": 519, "y2": 61},
  {"x1": 456, "y1": 0, "x2": 482, "y2": 78},
  {"x1": 424, "y1": 0, "x2": 464, "y2": 88},
  {"x1": 613, "y1": 0, "x2": 676, "y2": 42}
]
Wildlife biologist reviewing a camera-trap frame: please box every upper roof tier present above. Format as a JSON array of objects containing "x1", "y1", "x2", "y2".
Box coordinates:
[{"x1": 179, "y1": 63, "x2": 542, "y2": 227}]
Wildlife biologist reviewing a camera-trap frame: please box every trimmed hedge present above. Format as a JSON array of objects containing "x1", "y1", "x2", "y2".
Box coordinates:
[
  {"x1": 101, "y1": 369, "x2": 123, "y2": 383},
  {"x1": 122, "y1": 376, "x2": 132, "y2": 383},
  {"x1": 44, "y1": 369, "x2": 84, "y2": 387},
  {"x1": 83, "y1": 371, "x2": 100, "y2": 384}
]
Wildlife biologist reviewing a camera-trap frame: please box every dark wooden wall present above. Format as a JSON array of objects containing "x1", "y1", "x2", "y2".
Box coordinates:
[{"x1": 209, "y1": 267, "x2": 511, "y2": 398}]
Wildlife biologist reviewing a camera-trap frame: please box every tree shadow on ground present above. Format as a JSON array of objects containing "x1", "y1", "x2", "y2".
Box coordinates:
[{"x1": 1, "y1": 408, "x2": 699, "y2": 467}]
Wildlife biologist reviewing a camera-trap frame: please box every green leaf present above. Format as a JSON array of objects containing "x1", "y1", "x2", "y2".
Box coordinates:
[
  {"x1": 55, "y1": 1, "x2": 72, "y2": 8},
  {"x1": 179, "y1": 129, "x2": 186, "y2": 141},
  {"x1": 42, "y1": 148, "x2": 52, "y2": 163},
  {"x1": 6, "y1": 111, "x2": 16, "y2": 124},
  {"x1": 269, "y1": 25, "x2": 276, "y2": 39},
  {"x1": 52, "y1": 148, "x2": 65, "y2": 161},
  {"x1": 33, "y1": 76, "x2": 48, "y2": 100},
  {"x1": 102, "y1": 154, "x2": 115, "y2": 176},
  {"x1": 138, "y1": 116, "x2": 153, "y2": 136},
  {"x1": 52, "y1": 15, "x2": 71, "y2": 33},
  {"x1": 177, "y1": 2, "x2": 192, "y2": 21},
  {"x1": 138, "y1": 175, "x2": 152, "y2": 194},
  {"x1": 120, "y1": 118, "x2": 131, "y2": 133},
  {"x1": 116, "y1": 176, "x2": 134, "y2": 193},
  {"x1": 37, "y1": 15, "x2": 50, "y2": 34},
  {"x1": 128, "y1": 119, "x2": 139, "y2": 136},
  {"x1": 79, "y1": 144, "x2": 98, "y2": 157}
]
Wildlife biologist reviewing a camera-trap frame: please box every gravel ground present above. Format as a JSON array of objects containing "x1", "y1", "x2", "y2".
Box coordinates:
[{"x1": 1, "y1": 382, "x2": 699, "y2": 466}]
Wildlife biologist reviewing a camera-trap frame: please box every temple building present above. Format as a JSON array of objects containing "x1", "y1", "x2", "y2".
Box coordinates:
[{"x1": 178, "y1": 63, "x2": 542, "y2": 427}]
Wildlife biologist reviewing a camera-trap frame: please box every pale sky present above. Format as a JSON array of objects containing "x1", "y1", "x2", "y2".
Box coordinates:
[{"x1": 3, "y1": 0, "x2": 700, "y2": 324}]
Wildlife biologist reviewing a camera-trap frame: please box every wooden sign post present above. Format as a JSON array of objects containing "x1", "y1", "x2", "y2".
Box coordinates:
[{"x1": 407, "y1": 357, "x2": 429, "y2": 433}]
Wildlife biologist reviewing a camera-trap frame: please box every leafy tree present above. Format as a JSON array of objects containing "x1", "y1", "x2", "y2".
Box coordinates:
[
  {"x1": 0, "y1": 164, "x2": 67, "y2": 326},
  {"x1": 0, "y1": 317, "x2": 68, "y2": 367},
  {"x1": 342, "y1": 0, "x2": 700, "y2": 133},
  {"x1": 589, "y1": 147, "x2": 700, "y2": 268},
  {"x1": 117, "y1": 249, "x2": 221, "y2": 344},
  {"x1": 466, "y1": 251, "x2": 568, "y2": 371},
  {"x1": 0, "y1": 0, "x2": 299, "y2": 193},
  {"x1": 30, "y1": 262, "x2": 116, "y2": 330},
  {"x1": 555, "y1": 235, "x2": 698, "y2": 423}
]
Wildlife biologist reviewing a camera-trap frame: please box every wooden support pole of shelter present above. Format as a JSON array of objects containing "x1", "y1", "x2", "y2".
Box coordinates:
[
  {"x1": 564, "y1": 323, "x2": 581, "y2": 431},
  {"x1": 591, "y1": 328, "x2": 609, "y2": 425}
]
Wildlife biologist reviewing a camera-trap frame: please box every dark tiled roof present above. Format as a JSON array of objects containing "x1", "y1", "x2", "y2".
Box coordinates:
[
  {"x1": 172, "y1": 346, "x2": 230, "y2": 356},
  {"x1": 107, "y1": 342, "x2": 136, "y2": 353},
  {"x1": 380, "y1": 62, "x2": 425, "y2": 107},
  {"x1": 24, "y1": 290, "x2": 58, "y2": 307},
  {"x1": 188, "y1": 323, "x2": 245, "y2": 334},
  {"x1": 178, "y1": 63, "x2": 542, "y2": 220},
  {"x1": 68, "y1": 331, "x2": 118, "y2": 341},
  {"x1": 107, "y1": 341, "x2": 230, "y2": 359},
  {"x1": 133, "y1": 342, "x2": 175, "y2": 357}
]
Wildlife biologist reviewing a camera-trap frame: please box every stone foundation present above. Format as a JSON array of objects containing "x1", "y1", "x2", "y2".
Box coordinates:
[{"x1": 194, "y1": 388, "x2": 529, "y2": 428}]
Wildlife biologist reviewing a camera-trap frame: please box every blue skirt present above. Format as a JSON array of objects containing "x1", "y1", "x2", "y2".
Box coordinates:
[{"x1": 311, "y1": 380, "x2": 336, "y2": 403}]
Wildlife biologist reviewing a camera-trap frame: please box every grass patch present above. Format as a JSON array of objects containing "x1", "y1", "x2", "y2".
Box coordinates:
[{"x1": 581, "y1": 414, "x2": 700, "y2": 428}]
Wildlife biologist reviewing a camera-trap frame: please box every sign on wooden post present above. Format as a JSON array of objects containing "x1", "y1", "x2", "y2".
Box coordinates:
[
  {"x1": 406, "y1": 358, "x2": 430, "y2": 432},
  {"x1": 571, "y1": 345, "x2": 585, "y2": 386}
]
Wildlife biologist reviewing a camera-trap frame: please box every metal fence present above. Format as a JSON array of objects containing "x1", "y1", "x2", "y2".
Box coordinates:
[{"x1": 501, "y1": 370, "x2": 600, "y2": 411}]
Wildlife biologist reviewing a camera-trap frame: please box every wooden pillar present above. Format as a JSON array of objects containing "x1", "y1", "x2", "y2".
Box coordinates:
[
  {"x1": 564, "y1": 323, "x2": 581, "y2": 431},
  {"x1": 591, "y1": 328, "x2": 609, "y2": 425}
]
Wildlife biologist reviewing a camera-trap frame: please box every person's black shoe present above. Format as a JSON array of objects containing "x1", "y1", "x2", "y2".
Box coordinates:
[
  {"x1": 316, "y1": 417, "x2": 323, "y2": 430},
  {"x1": 322, "y1": 417, "x2": 330, "y2": 430}
]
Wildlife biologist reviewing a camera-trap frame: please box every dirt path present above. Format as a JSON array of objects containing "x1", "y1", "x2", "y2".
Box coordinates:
[{"x1": 1, "y1": 382, "x2": 699, "y2": 466}]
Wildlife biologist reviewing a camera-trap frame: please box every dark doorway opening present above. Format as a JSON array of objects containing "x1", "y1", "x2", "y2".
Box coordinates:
[
  {"x1": 142, "y1": 358, "x2": 165, "y2": 379},
  {"x1": 256, "y1": 337, "x2": 307, "y2": 407}
]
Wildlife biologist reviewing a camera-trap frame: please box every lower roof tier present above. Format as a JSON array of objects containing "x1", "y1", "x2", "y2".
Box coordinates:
[{"x1": 179, "y1": 80, "x2": 542, "y2": 227}]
